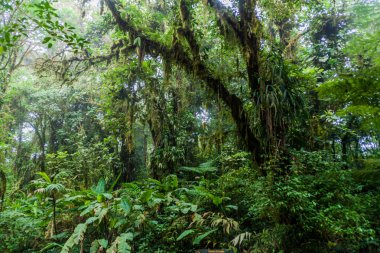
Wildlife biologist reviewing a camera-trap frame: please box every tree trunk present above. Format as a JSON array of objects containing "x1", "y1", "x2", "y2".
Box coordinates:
[
  {"x1": 53, "y1": 197, "x2": 57, "y2": 235},
  {"x1": 119, "y1": 133, "x2": 135, "y2": 182},
  {"x1": 0, "y1": 170, "x2": 6, "y2": 211},
  {"x1": 342, "y1": 134, "x2": 349, "y2": 164}
]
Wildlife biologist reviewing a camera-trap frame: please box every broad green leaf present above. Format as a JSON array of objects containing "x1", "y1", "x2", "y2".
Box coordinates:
[
  {"x1": 193, "y1": 229, "x2": 217, "y2": 245},
  {"x1": 94, "y1": 178, "x2": 106, "y2": 194},
  {"x1": 36, "y1": 172, "x2": 51, "y2": 183},
  {"x1": 176, "y1": 229, "x2": 194, "y2": 241},
  {"x1": 42, "y1": 37, "x2": 52, "y2": 44},
  {"x1": 140, "y1": 189, "x2": 153, "y2": 203}
]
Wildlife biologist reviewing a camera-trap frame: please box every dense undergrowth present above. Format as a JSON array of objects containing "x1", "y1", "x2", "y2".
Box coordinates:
[
  {"x1": 1, "y1": 1, "x2": 379, "y2": 252},
  {"x1": 1, "y1": 150, "x2": 379, "y2": 253}
]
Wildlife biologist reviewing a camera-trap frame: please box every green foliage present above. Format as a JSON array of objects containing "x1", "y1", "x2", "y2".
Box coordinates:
[
  {"x1": 0, "y1": 1, "x2": 379, "y2": 253},
  {"x1": 0, "y1": 0, "x2": 87, "y2": 55},
  {"x1": 0, "y1": 207, "x2": 46, "y2": 252},
  {"x1": 1, "y1": 150, "x2": 380, "y2": 252},
  {"x1": 193, "y1": 229, "x2": 218, "y2": 246},
  {"x1": 179, "y1": 160, "x2": 217, "y2": 175},
  {"x1": 107, "y1": 233, "x2": 133, "y2": 253},
  {"x1": 176, "y1": 229, "x2": 194, "y2": 241},
  {"x1": 61, "y1": 223, "x2": 88, "y2": 253}
]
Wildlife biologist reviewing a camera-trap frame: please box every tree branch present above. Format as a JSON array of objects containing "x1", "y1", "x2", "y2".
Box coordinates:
[
  {"x1": 204, "y1": 0, "x2": 242, "y2": 42},
  {"x1": 104, "y1": 0, "x2": 263, "y2": 163}
]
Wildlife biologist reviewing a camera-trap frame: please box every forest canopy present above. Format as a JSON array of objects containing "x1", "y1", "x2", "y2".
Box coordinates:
[{"x1": 0, "y1": 0, "x2": 379, "y2": 252}]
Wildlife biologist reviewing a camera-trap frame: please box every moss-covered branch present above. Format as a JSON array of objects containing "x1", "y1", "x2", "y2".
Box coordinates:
[{"x1": 104, "y1": 0, "x2": 263, "y2": 163}]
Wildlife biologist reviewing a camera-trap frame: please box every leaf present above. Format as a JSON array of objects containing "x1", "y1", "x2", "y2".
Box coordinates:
[
  {"x1": 120, "y1": 198, "x2": 131, "y2": 215},
  {"x1": 140, "y1": 190, "x2": 153, "y2": 203},
  {"x1": 36, "y1": 172, "x2": 51, "y2": 183},
  {"x1": 231, "y1": 232, "x2": 252, "y2": 247},
  {"x1": 0, "y1": 46, "x2": 4, "y2": 54},
  {"x1": 193, "y1": 229, "x2": 217, "y2": 245},
  {"x1": 90, "y1": 239, "x2": 109, "y2": 253},
  {"x1": 176, "y1": 229, "x2": 194, "y2": 241},
  {"x1": 80, "y1": 203, "x2": 96, "y2": 217},
  {"x1": 63, "y1": 195, "x2": 85, "y2": 202},
  {"x1": 5, "y1": 32, "x2": 10, "y2": 43},
  {"x1": 39, "y1": 242, "x2": 63, "y2": 252},
  {"x1": 133, "y1": 37, "x2": 141, "y2": 47},
  {"x1": 190, "y1": 204, "x2": 198, "y2": 212},
  {"x1": 97, "y1": 208, "x2": 109, "y2": 223},
  {"x1": 99, "y1": 239, "x2": 109, "y2": 248},
  {"x1": 226, "y1": 205, "x2": 238, "y2": 211},
  {"x1": 106, "y1": 233, "x2": 132, "y2": 253},
  {"x1": 94, "y1": 178, "x2": 106, "y2": 194},
  {"x1": 103, "y1": 193, "x2": 113, "y2": 200},
  {"x1": 90, "y1": 241, "x2": 100, "y2": 253},
  {"x1": 42, "y1": 37, "x2": 52, "y2": 44},
  {"x1": 46, "y1": 183, "x2": 65, "y2": 195},
  {"x1": 60, "y1": 223, "x2": 88, "y2": 253},
  {"x1": 212, "y1": 196, "x2": 223, "y2": 206},
  {"x1": 85, "y1": 217, "x2": 98, "y2": 225},
  {"x1": 179, "y1": 160, "x2": 217, "y2": 174},
  {"x1": 118, "y1": 233, "x2": 133, "y2": 253},
  {"x1": 163, "y1": 174, "x2": 178, "y2": 191}
]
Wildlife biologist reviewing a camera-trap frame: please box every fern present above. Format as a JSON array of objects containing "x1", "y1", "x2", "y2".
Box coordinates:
[
  {"x1": 211, "y1": 215, "x2": 239, "y2": 234},
  {"x1": 96, "y1": 207, "x2": 109, "y2": 224},
  {"x1": 60, "y1": 223, "x2": 87, "y2": 253},
  {"x1": 90, "y1": 239, "x2": 109, "y2": 253},
  {"x1": 179, "y1": 161, "x2": 217, "y2": 174},
  {"x1": 231, "y1": 232, "x2": 253, "y2": 247},
  {"x1": 36, "y1": 172, "x2": 52, "y2": 183},
  {"x1": 106, "y1": 233, "x2": 133, "y2": 253},
  {"x1": 60, "y1": 216, "x2": 97, "y2": 253}
]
